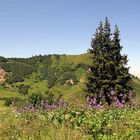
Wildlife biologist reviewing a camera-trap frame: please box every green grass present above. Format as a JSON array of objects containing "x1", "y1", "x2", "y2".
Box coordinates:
[
  {"x1": 75, "y1": 68, "x2": 86, "y2": 80},
  {"x1": 132, "y1": 78, "x2": 140, "y2": 96},
  {"x1": 60, "y1": 53, "x2": 92, "y2": 65},
  {"x1": 1, "y1": 106, "x2": 140, "y2": 139},
  {"x1": 0, "y1": 73, "x2": 139, "y2": 110},
  {"x1": 0, "y1": 87, "x2": 23, "y2": 112},
  {"x1": 0, "y1": 109, "x2": 91, "y2": 140},
  {"x1": 0, "y1": 100, "x2": 9, "y2": 112},
  {"x1": 63, "y1": 84, "x2": 86, "y2": 103},
  {"x1": 14, "y1": 72, "x2": 49, "y2": 95}
]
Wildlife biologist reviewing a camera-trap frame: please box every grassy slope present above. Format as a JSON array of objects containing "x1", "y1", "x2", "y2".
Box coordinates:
[
  {"x1": 0, "y1": 54, "x2": 91, "y2": 108},
  {"x1": 59, "y1": 53, "x2": 92, "y2": 65},
  {"x1": 0, "y1": 53, "x2": 140, "y2": 109},
  {"x1": 14, "y1": 54, "x2": 91, "y2": 101},
  {"x1": 132, "y1": 78, "x2": 140, "y2": 96},
  {"x1": 0, "y1": 86, "x2": 24, "y2": 111}
]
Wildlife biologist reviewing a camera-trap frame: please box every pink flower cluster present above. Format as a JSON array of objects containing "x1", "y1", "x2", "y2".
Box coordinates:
[
  {"x1": 17, "y1": 100, "x2": 69, "y2": 113},
  {"x1": 87, "y1": 90, "x2": 137, "y2": 109}
]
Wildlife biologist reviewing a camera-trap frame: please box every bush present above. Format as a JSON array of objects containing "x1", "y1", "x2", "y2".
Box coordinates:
[
  {"x1": 47, "y1": 74, "x2": 57, "y2": 88},
  {"x1": 28, "y1": 92, "x2": 43, "y2": 107},
  {"x1": 17, "y1": 84, "x2": 30, "y2": 95},
  {"x1": 4, "y1": 97, "x2": 21, "y2": 106},
  {"x1": 46, "y1": 92, "x2": 55, "y2": 105},
  {"x1": 4, "y1": 98, "x2": 13, "y2": 106}
]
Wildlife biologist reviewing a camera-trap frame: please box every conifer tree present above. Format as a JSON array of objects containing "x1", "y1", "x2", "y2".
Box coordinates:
[
  {"x1": 87, "y1": 22, "x2": 104, "y2": 104},
  {"x1": 87, "y1": 18, "x2": 132, "y2": 107},
  {"x1": 111, "y1": 26, "x2": 132, "y2": 103}
]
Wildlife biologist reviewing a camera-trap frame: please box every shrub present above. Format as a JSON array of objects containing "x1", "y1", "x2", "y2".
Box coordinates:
[
  {"x1": 28, "y1": 92, "x2": 43, "y2": 107},
  {"x1": 17, "y1": 84, "x2": 30, "y2": 95},
  {"x1": 46, "y1": 92, "x2": 55, "y2": 105},
  {"x1": 47, "y1": 75, "x2": 57, "y2": 88},
  {"x1": 4, "y1": 97, "x2": 21, "y2": 106}
]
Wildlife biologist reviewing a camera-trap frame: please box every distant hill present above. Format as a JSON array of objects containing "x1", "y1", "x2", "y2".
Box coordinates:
[
  {"x1": 0, "y1": 53, "x2": 140, "y2": 108},
  {"x1": 0, "y1": 53, "x2": 91, "y2": 106}
]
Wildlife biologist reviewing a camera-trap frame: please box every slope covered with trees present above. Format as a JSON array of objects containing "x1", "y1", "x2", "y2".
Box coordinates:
[{"x1": 0, "y1": 53, "x2": 92, "y2": 107}]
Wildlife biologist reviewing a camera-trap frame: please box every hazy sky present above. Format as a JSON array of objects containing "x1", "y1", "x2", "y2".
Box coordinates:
[{"x1": 0, "y1": 0, "x2": 139, "y2": 77}]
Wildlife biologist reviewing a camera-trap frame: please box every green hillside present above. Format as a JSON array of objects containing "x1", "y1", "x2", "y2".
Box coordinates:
[
  {"x1": 59, "y1": 53, "x2": 92, "y2": 65},
  {"x1": 0, "y1": 54, "x2": 90, "y2": 108},
  {"x1": 0, "y1": 53, "x2": 140, "y2": 110},
  {"x1": 0, "y1": 53, "x2": 140, "y2": 140}
]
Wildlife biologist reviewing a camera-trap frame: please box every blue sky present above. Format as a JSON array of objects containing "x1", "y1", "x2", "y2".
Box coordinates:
[{"x1": 0, "y1": 0, "x2": 139, "y2": 77}]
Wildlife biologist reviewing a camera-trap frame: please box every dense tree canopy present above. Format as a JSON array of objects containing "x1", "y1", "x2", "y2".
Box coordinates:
[{"x1": 0, "y1": 54, "x2": 88, "y2": 89}]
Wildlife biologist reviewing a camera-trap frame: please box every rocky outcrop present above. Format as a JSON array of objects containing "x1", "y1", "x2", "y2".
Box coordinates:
[
  {"x1": 0, "y1": 67, "x2": 6, "y2": 84},
  {"x1": 87, "y1": 68, "x2": 91, "y2": 73},
  {"x1": 66, "y1": 79, "x2": 74, "y2": 85}
]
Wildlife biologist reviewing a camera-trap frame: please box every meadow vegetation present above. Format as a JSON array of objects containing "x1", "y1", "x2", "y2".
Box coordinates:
[
  {"x1": 0, "y1": 53, "x2": 139, "y2": 140},
  {"x1": 0, "y1": 19, "x2": 140, "y2": 139}
]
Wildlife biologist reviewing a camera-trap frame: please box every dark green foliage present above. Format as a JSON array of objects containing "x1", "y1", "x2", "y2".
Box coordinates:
[
  {"x1": 4, "y1": 98, "x2": 13, "y2": 106},
  {"x1": 28, "y1": 92, "x2": 43, "y2": 107},
  {"x1": 46, "y1": 92, "x2": 55, "y2": 105},
  {"x1": 0, "y1": 62, "x2": 11, "y2": 72},
  {"x1": 0, "y1": 62, "x2": 35, "y2": 83},
  {"x1": 0, "y1": 56, "x2": 8, "y2": 62},
  {"x1": 39, "y1": 61, "x2": 77, "y2": 87},
  {"x1": 4, "y1": 97, "x2": 21, "y2": 106},
  {"x1": 47, "y1": 74, "x2": 57, "y2": 88},
  {"x1": 75, "y1": 63, "x2": 89, "y2": 70},
  {"x1": 39, "y1": 65, "x2": 58, "y2": 80},
  {"x1": 0, "y1": 54, "x2": 88, "y2": 89},
  {"x1": 7, "y1": 73, "x2": 24, "y2": 83},
  {"x1": 17, "y1": 84, "x2": 30, "y2": 95},
  {"x1": 87, "y1": 18, "x2": 132, "y2": 105},
  {"x1": 57, "y1": 71, "x2": 78, "y2": 85},
  {"x1": 112, "y1": 26, "x2": 132, "y2": 93},
  {"x1": 51, "y1": 54, "x2": 60, "y2": 65}
]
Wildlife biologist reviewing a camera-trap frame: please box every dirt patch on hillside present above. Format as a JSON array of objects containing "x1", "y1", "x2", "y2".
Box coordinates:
[{"x1": 0, "y1": 67, "x2": 6, "y2": 84}]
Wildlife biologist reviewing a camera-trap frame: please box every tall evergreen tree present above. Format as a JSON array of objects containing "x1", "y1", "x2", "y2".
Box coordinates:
[
  {"x1": 87, "y1": 18, "x2": 132, "y2": 107},
  {"x1": 87, "y1": 22, "x2": 104, "y2": 104},
  {"x1": 112, "y1": 26, "x2": 132, "y2": 102}
]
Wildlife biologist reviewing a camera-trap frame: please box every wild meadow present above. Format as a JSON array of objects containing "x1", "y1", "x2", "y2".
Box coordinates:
[{"x1": 1, "y1": 104, "x2": 140, "y2": 139}]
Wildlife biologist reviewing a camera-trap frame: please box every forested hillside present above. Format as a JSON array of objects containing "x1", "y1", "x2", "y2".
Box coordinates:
[
  {"x1": 0, "y1": 53, "x2": 139, "y2": 110},
  {"x1": 0, "y1": 53, "x2": 90, "y2": 84},
  {"x1": 0, "y1": 53, "x2": 92, "y2": 108}
]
